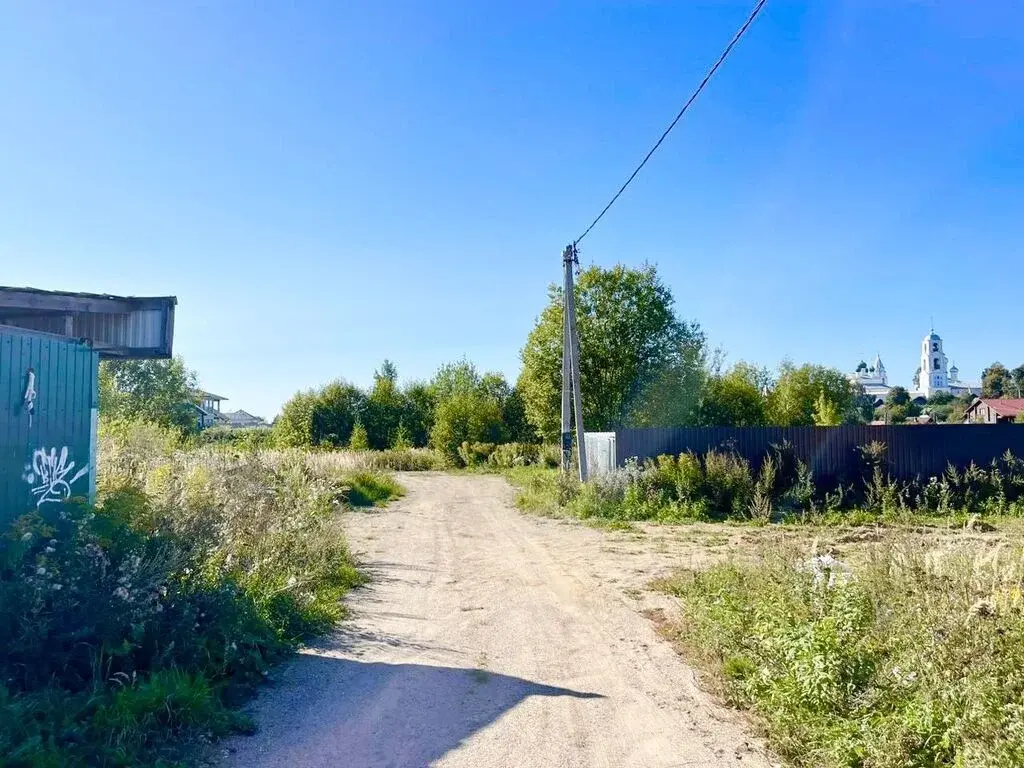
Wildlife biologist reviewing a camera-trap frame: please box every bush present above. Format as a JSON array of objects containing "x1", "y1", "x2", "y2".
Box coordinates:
[
  {"x1": 661, "y1": 539, "x2": 1024, "y2": 767},
  {"x1": 348, "y1": 422, "x2": 370, "y2": 451},
  {"x1": 458, "y1": 441, "x2": 496, "y2": 467},
  {"x1": 343, "y1": 470, "x2": 406, "y2": 507},
  {"x1": 193, "y1": 425, "x2": 274, "y2": 451},
  {"x1": 0, "y1": 424, "x2": 404, "y2": 766},
  {"x1": 488, "y1": 442, "x2": 541, "y2": 469},
  {"x1": 538, "y1": 444, "x2": 562, "y2": 469},
  {"x1": 431, "y1": 392, "x2": 504, "y2": 466}
]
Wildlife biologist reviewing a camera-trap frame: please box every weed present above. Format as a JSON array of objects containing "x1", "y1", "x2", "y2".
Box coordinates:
[
  {"x1": 659, "y1": 538, "x2": 1024, "y2": 767},
  {"x1": 0, "y1": 423, "x2": 403, "y2": 766}
]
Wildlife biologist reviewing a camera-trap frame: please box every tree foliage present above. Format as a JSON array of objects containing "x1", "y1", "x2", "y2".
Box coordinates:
[
  {"x1": 99, "y1": 357, "x2": 199, "y2": 432},
  {"x1": 518, "y1": 264, "x2": 706, "y2": 441},
  {"x1": 982, "y1": 362, "x2": 1024, "y2": 398},
  {"x1": 363, "y1": 360, "x2": 403, "y2": 450},
  {"x1": 697, "y1": 363, "x2": 769, "y2": 426},
  {"x1": 766, "y1": 363, "x2": 855, "y2": 426},
  {"x1": 428, "y1": 361, "x2": 506, "y2": 464},
  {"x1": 274, "y1": 380, "x2": 365, "y2": 448},
  {"x1": 886, "y1": 386, "x2": 912, "y2": 408}
]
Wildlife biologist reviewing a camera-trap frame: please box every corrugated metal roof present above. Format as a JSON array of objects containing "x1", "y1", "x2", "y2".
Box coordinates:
[{"x1": 0, "y1": 285, "x2": 176, "y2": 306}]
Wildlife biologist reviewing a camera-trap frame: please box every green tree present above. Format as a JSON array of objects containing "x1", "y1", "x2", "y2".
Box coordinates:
[
  {"x1": 766, "y1": 363, "x2": 855, "y2": 426},
  {"x1": 479, "y1": 372, "x2": 535, "y2": 443},
  {"x1": 428, "y1": 361, "x2": 505, "y2": 464},
  {"x1": 924, "y1": 390, "x2": 956, "y2": 423},
  {"x1": 982, "y1": 363, "x2": 1013, "y2": 398},
  {"x1": 363, "y1": 360, "x2": 404, "y2": 449},
  {"x1": 273, "y1": 389, "x2": 318, "y2": 447},
  {"x1": 273, "y1": 380, "x2": 364, "y2": 448},
  {"x1": 697, "y1": 362, "x2": 769, "y2": 426},
  {"x1": 400, "y1": 381, "x2": 436, "y2": 448},
  {"x1": 886, "y1": 386, "x2": 911, "y2": 408},
  {"x1": 888, "y1": 404, "x2": 909, "y2": 424},
  {"x1": 851, "y1": 386, "x2": 876, "y2": 423},
  {"x1": 812, "y1": 391, "x2": 841, "y2": 426},
  {"x1": 1013, "y1": 365, "x2": 1024, "y2": 398},
  {"x1": 518, "y1": 264, "x2": 706, "y2": 441},
  {"x1": 99, "y1": 357, "x2": 198, "y2": 432},
  {"x1": 349, "y1": 420, "x2": 370, "y2": 451}
]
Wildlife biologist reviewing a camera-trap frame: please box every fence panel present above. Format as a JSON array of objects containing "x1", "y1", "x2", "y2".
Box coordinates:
[{"x1": 615, "y1": 425, "x2": 1024, "y2": 484}]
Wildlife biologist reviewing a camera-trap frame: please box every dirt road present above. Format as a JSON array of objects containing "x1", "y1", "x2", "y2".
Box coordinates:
[{"x1": 219, "y1": 473, "x2": 774, "y2": 768}]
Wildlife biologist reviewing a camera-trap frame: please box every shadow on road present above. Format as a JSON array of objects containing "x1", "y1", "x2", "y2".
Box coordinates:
[{"x1": 226, "y1": 656, "x2": 603, "y2": 768}]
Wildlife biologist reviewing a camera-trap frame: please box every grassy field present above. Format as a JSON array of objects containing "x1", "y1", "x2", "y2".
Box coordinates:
[{"x1": 655, "y1": 531, "x2": 1024, "y2": 768}]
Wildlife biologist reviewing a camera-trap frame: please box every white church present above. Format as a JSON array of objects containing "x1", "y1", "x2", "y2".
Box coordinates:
[{"x1": 850, "y1": 329, "x2": 980, "y2": 405}]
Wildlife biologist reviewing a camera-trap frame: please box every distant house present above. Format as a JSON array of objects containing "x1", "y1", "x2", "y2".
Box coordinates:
[
  {"x1": 870, "y1": 413, "x2": 933, "y2": 426},
  {"x1": 222, "y1": 410, "x2": 269, "y2": 429},
  {"x1": 963, "y1": 398, "x2": 1024, "y2": 425},
  {"x1": 192, "y1": 391, "x2": 229, "y2": 430}
]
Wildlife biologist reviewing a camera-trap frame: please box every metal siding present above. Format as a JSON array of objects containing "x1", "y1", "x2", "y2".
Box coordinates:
[
  {"x1": 72, "y1": 309, "x2": 169, "y2": 354},
  {"x1": 0, "y1": 327, "x2": 97, "y2": 526},
  {"x1": 0, "y1": 308, "x2": 172, "y2": 358},
  {"x1": 615, "y1": 425, "x2": 1024, "y2": 485}
]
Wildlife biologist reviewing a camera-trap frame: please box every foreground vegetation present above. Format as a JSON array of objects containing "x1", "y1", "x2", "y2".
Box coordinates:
[
  {"x1": 512, "y1": 442, "x2": 1024, "y2": 525},
  {"x1": 658, "y1": 537, "x2": 1024, "y2": 767},
  {"x1": 0, "y1": 421, "x2": 402, "y2": 767}
]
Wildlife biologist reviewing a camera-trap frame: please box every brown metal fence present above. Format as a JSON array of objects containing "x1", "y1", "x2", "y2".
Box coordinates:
[{"x1": 615, "y1": 425, "x2": 1024, "y2": 485}]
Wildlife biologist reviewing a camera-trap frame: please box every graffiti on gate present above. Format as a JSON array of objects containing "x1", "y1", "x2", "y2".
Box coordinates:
[{"x1": 22, "y1": 447, "x2": 90, "y2": 507}]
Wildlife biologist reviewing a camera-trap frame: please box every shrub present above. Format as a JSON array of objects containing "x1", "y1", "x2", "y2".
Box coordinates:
[
  {"x1": 702, "y1": 450, "x2": 754, "y2": 518},
  {"x1": 457, "y1": 441, "x2": 497, "y2": 467},
  {"x1": 431, "y1": 392, "x2": 503, "y2": 466},
  {"x1": 193, "y1": 426, "x2": 274, "y2": 451},
  {"x1": 343, "y1": 470, "x2": 406, "y2": 507},
  {"x1": 660, "y1": 539, "x2": 1024, "y2": 767},
  {"x1": 538, "y1": 444, "x2": 562, "y2": 469},
  {"x1": 348, "y1": 422, "x2": 370, "y2": 451},
  {"x1": 0, "y1": 424, "x2": 403, "y2": 766},
  {"x1": 488, "y1": 442, "x2": 541, "y2": 469}
]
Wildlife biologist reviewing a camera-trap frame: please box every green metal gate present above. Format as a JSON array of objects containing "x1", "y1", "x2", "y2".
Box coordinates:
[{"x1": 1, "y1": 326, "x2": 98, "y2": 527}]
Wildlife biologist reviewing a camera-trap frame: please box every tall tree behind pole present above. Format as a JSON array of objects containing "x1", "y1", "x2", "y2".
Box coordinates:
[
  {"x1": 567, "y1": 244, "x2": 588, "y2": 481},
  {"x1": 560, "y1": 246, "x2": 573, "y2": 474}
]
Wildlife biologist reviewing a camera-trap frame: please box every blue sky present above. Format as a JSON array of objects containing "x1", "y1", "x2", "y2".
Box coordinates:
[{"x1": 2, "y1": 1, "x2": 1021, "y2": 417}]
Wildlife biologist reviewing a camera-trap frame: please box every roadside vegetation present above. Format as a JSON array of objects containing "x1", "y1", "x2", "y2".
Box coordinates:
[
  {"x1": 657, "y1": 536, "x2": 1024, "y2": 767},
  {"x1": 511, "y1": 442, "x2": 1024, "y2": 525},
  {"x1": 0, "y1": 420, "x2": 403, "y2": 767}
]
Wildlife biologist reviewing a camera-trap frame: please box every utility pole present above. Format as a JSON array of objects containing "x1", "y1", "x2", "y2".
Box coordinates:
[{"x1": 560, "y1": 244, "x2": 588, "y2": 482}]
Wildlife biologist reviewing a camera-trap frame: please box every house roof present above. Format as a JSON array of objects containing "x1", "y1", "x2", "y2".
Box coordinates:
[
  {"x1": 973, "y1": 398, "x2": 1024, "y2": 418},
  {"x1": 199, "y1": 391, "x2": 227, "y2": 401}
]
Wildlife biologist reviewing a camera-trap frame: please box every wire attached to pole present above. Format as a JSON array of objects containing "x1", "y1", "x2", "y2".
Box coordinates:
[{"x1": 574, "y1": 0, "x2": 768, "y2": 245}]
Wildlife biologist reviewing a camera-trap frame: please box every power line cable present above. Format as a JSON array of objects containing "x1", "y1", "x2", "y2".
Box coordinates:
[{"x1": 574, "y1": 0, "x2": 769, "y2": 245}]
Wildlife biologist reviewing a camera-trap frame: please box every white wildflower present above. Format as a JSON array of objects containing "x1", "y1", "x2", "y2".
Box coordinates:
[
  {"x1": 36, "y1": 566, "x2": 46, "y2": 576},
  {"x1": 45, "y1": 546, "x2": 55, "y2": 554},
  {"x1": 799, "y1": 554, "x2": 854, "y2": 588},
  {"x1": 113, "y1": 587, "x2": 130, "y2": 600},
  {"x1": 52, "y1": 584, "x2": 63, "y2": 591},
  {"x1": 21, "y1": 532, "x2": 32, "y2": 542}
]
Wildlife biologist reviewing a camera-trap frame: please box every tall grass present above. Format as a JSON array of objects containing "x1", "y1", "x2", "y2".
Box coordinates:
[
  {"x1": 659, "y1": 538, "x2": 1024, "y2": 767},
  {"x1": 0, "y1": 420, "x2": 403, "y2": 767},
  {"x1": 507, "y1": 445, "x2": 1024, "y2": 526}
]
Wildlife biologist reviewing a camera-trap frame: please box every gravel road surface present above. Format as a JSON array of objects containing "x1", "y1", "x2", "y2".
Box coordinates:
[{"x1": 219, "y1": 473, "x2": 774, "y2": 768}]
